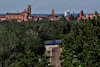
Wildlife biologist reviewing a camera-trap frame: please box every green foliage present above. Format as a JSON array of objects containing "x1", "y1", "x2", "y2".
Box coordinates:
[
  {"x1": 94, "y1": 10, "x2": 98, "y2": 16},
  {"x1": 0, "y1": 19, "x2": 73, "y2": 67},
  {"x1": 10, "y1": 19, "x2": 17, "y2": 22},
  {"x1": 69, "y1": 14, "x2": 75, "y2": 20},
  {"x1": 37, "y1": 20, "x2": 71, "y2": 40},
  {"x1": 0, "y1": 22, "x2": 45, "y2": 67},
  {"x1": 60, "y1": 18, "x2": 100, "y2": 67}
]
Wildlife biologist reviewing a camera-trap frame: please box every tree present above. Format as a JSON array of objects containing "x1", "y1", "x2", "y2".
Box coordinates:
[
  {"x1": 0, "y1": 18, "x2": 74, "y2": 67},
  {"x1": 60, "y1": 19, "x2": 100, "y2": 67},
  {"x1": 94, "y1": 10, "x2": 98, "y2": 16},
  {"x1": 0, "y1": 22, "x2": 46, "y2": 67},
  {"x1": 70, "y1": 14, "x2": 74, "y2": 20}
]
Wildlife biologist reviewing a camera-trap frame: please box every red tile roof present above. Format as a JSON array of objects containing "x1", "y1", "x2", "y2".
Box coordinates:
[
  {"x1": 49, "y1": 14, "x2": 58, "y2": 17},
  {"x1": 29, "y1": 15, "x2": 34, "y2": 17},
  {"x1": 88, "y1": 14, "x2": 100, "y2": 15},
  {"x1": 7, "y1": 13, "x2": 21, "y2": 15},
  {"x1": 78, "y1": 16, "x2": 88, "y2": 20},
  {"x1": 0, "y1": 15, "x2": 6, "y2": 18},
  {"x1": 38, "y1": 16, "x2": 45, "y2": 18},
  {"x1": 88, "y1": 14, "x2": 93, "y2": 15},
  {"x1": 21, "y1": 11, "x2": 29, "y2": 13}
]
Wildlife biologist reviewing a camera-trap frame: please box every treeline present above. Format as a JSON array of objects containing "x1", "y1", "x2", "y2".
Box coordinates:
[
  {"x1": 0, "y1": 19, "x2": 74, "y2": 67},
  {"x1": 60, "y1": 16, "x2": 100, "y2": 67}
]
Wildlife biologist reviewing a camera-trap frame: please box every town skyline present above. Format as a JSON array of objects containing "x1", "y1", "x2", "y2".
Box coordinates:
[{"x1": 0, "y1": 0, "x2": 100, "y2": 14}]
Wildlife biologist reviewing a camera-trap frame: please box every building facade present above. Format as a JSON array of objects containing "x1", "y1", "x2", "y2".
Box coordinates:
[
  {"x1": 86, "y1": 14, "x2": 100, "y2": 19},
  {"x1": 49, "y1": 9, "x2": 60, "y2": 21},
  {"x1": 0, "y1": 15, "x2": 6, "y2": 22},
  {"x1": 64, "y1": 10, "x2": 70, "y2": 17},
  {"x1": 6, "y1": 5, "x2": 34, "y2": 22},
  {"x1": 0, "y1": 6, "x2": 63, "y2": 22},
  {"x1": 78, "y1": 10, "x2": 88, "y2": 20}
]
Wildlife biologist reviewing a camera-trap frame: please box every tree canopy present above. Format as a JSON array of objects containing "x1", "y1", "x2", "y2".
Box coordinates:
[
  {"x1": 0, "y1": 19, "x2": 73, "y2": 67},
  {"x1": 60, "y1": 17, "x2": 100, "y2": 67}
]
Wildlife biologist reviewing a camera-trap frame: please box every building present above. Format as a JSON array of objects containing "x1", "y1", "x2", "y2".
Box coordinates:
[
  {"x1": 64, "y1": 10, "x2": 70, "y2": 17},
  {"x1": 33, "y1": 16, "x2": 46, "y2": 21},
  {"x1": 49, "y1": 9, "x2": 60, "y2": 21},
  {"x1": 86, "y1": 14, "x2": 100, "y2": 19},
  {"x1": 79, "y1": 10, "x2": 84, "y2": 18},
  {"x1": 65, "y1": 16, "x2": 69, "y2": 21},
  {"x1": 6, "y1": 5, "x2": 34, "y2": 22},
  {"x1": 0, "y1": 15, "x2": 6, "y2": 22},
  {"x1": 0, "y1": 6, "x2": 64, "y2": 22},
  {"x1": 78, "y1": 10, "x2": 88, "y2": 20}
]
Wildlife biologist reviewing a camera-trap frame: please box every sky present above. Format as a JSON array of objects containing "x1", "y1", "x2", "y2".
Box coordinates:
[{"x1": 0, "y1": 0, "x2": 100, "y2": 14}]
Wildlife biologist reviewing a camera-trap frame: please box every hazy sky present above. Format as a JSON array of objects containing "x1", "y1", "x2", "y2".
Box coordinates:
[{"x1": 0, "y1": 0, "x2": 100, "y2": 14}]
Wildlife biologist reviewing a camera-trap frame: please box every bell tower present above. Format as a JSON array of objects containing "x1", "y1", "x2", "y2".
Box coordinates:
[
  {"x1": 27, "y1": 5, "x2": 31, "y2": 15},
  {"x1": 79, "y1": 10, "x2": 83, "y2": 18},
  {"x1": 52, "y1": 9, "x2": 54, "y2": 15}
]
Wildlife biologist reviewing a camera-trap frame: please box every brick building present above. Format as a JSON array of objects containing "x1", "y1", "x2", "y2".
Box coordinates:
[
  {"x1": 79, "y1": 10, "x2": 83, "y2": 18},
  {"x1": 0, "y1": 6, "x2": 63, "y2": 22},
  {"x1": 78, "y1": 10, "x2": 88, "y2": 20},
  {"x1": 0, "y1": 15, "x2": 6, "y2": 22},
  {"x1": 49, "y1": 9, "x2": 60, "y2": 21},
  {"x1": 6, "y1": 5, "x2": 34, "y2": 22}
]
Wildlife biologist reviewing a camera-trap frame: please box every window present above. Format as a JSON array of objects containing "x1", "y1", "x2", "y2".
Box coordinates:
[
  {"x1": 27, "y1": 16, "x2": 28, "y2": 19},
  {"x1": 27, "y1": 13, "x2": 29, "y2": 15}
]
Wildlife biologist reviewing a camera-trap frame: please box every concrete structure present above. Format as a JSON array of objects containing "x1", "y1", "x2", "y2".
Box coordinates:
[
  {"x1": 45, "y1": 45, "x2": 59, "y2": 53},
  {"x1": 45, "y1": 45, "x2": 62, "y2": 67},
  {"x1": 50, "y1": 47, "x2": 62, "y2": 67},
  {"x1": 64, "y1": 10, "x2": 70, "y2": 17},
  {"x1": 64, "y1": 11, "x2": 67, "y2": 17}
]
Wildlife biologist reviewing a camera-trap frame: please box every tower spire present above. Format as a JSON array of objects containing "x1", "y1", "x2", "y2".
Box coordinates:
[
  {"x1": 27, "y1": 5, "x2": 31, "y2": 15},
  {"x1": 52, "y1": 9, "x2": 54, "y2": 15}
]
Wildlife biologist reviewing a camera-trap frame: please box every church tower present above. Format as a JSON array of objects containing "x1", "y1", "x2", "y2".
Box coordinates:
[
  {"x1": 27, "y1": 5, "x2": 31, "y2": 15},
  {"x1": 79, "y1": 10, "x2": 83, "y2": 18},
  {"x1": 52, "y1": 9, "x2": 54, "y2": 15}
]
